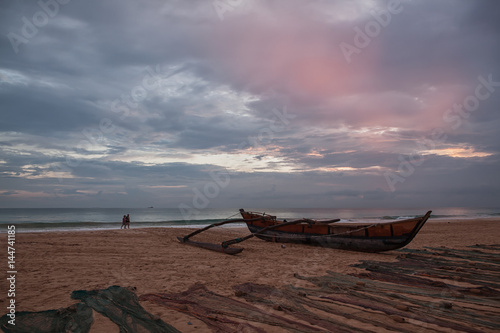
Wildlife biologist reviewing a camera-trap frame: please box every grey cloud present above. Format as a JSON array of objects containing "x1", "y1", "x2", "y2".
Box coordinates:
[{"x1": 0, "y1": 0, "x2": 499, "y2": 208}]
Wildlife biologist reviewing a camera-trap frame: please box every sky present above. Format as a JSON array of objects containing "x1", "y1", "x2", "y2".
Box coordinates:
[{"x1": 0, "y1": 0, "x2": 499, "y2": 209}]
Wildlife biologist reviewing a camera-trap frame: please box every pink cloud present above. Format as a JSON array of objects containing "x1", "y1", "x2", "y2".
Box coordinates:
[{"x1": 197, "y1": 2, "x2": 470, "y2": 132}]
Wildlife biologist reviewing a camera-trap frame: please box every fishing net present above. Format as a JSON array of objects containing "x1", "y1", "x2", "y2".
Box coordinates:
[
  {"x1": 1, "y1": 285, "x2": 180, "y2": 333},
  {"x1": 2, "y1": 245, "x2": 499, "y2": 332},
  {"x1": 0, "y1": 303, "x2": 93, "y2": 333},
  {"x1": 71, "y1": 285, "x2": 180, "y2": 333},
  {"x1": 141, "y1": 245, "x2": 500, "y2": 333},
  {"x1": 139, "y1": 282, "x2": 320, "y2": 332}
]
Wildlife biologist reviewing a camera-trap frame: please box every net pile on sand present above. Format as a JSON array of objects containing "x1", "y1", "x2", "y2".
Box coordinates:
[
  {"x1": 1, "y1": 286, "x2": 179, "y2": 333},
  {"x1": 71, "y1": 285, "x2": 180, "y2": 333},
  {"x1": 0, "y1": 303, "x2": 92, "y2": 333}
]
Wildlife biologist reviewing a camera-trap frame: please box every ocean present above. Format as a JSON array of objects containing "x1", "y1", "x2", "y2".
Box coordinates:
[{"x1": 0, "y1": 207, "x2": 498, "y2": 233}]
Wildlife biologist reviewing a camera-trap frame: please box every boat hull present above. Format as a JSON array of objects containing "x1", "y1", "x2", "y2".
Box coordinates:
[{"x1": 241, "y1": 210, "x2": 432, "y2": 252}]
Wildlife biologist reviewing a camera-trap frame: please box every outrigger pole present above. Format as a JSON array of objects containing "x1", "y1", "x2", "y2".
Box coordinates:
[
  {"x1": 177, "y1": 218, "x2": 311, "y2": 255},
  {"x1": 177, "y1": 218, "x2": 259, "y2": 255}
]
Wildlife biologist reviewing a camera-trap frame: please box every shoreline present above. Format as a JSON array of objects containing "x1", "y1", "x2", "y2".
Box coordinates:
[
  {"x1": 0, "y1": 223, "x2": 249, "y2": 234},
  {"x1": 1, "y1": 215, "x2": 499, "y2": 234},
  {"x1": 1, "y1": 217, "x2": 499, "y2": 332}
]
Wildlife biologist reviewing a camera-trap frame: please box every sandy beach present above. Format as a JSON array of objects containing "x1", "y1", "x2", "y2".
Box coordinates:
[{"x1": 1, "y1": 218, "x2": 500, "y2": 332}]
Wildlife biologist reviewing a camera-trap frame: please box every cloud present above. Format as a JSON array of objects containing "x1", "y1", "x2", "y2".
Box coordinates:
[{"x1": 0, "y1": 0, "x2": 499, "y2": 208}]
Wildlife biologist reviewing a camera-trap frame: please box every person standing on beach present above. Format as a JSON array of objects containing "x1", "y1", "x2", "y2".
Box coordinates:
[
  {"x1": 121, "y1": 215, "x2": 127, "y2": 229},
  {"x1": 126, "y1": 214, "x2": 130, "y2": 229}
]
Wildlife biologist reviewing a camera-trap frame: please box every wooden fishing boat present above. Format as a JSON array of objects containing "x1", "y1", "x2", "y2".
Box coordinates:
[
  {"x1": 239, "y1": 209, "x2": 432, "y2": 252},
  {"x1": 177, "y1": 209, "x2": 432, "y2": 254}
]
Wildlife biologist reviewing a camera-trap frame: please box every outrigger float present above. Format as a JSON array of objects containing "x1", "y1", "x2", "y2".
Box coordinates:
[{"x1": 177, "y1": 209, "x2": 432, "y2": 254}]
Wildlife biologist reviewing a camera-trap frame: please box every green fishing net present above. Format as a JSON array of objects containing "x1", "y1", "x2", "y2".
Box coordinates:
[
  {"x1": 71, "y1": 285, "x2": 180, "y2": 333},
  {"x1": 1, "y1": 286, "x2": 180, "y2": 333},
  {"x1": 0, "y1": 303, "x2": 92, "y2": 333}
]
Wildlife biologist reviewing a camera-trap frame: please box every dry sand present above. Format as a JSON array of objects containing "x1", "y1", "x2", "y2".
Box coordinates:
[{"x1": 1, "y1": 218, "x2": 499, "y2": 332}]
